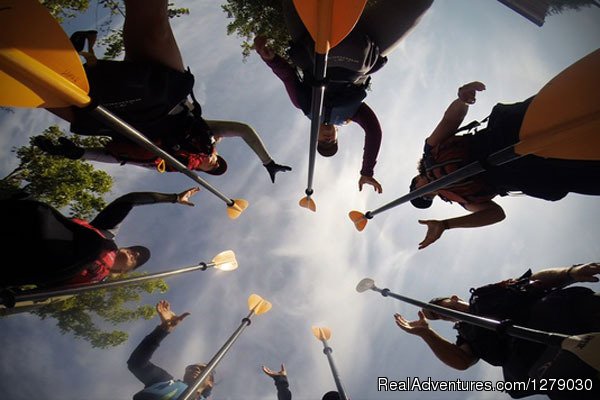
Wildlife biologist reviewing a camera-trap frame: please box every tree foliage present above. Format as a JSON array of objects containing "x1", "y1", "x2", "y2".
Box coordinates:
[
  {"x1": 0, "y1": 127, "x2": 171, "y2": 348},
  {"x1": 98, "y1": 2, "x2": 190, "y2": 60},
  {"x1": 32, "y1": 276, "x2": 169, "y2": 349},
  {"x1": 221, "y1": 0, "x2": 381, "y2": 61},
  {"x1": 41, "y1": 1, "x2": 189, "y2": 60},
  {"x1": 41, "y1": 0, "x2": 91, "y2": 22},
  {"x1": 546, "y1": 0, "x2": 600, "y2": 15},
  {"x1": 0, "y1": 126, "x2": 112, "y2": 219},
  {"x1": 222, "y1": 0, "x2": 291, "y2": 60}
]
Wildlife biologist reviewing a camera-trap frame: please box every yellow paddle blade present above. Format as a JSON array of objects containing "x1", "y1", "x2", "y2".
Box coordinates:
[
  {"x1": 226, "y1": 199, "x2": 249, "y2": 220},
  {"x1": 211, "y1": 250, "x2": 238, "y2": 272},
  {"x1": 299, "y1": 196, "x2": 317, "y2": 212},
  {"x1": 0, "y1": 0, "x2": 90, "y2": 108},
  {"x1": 348, "y1": 210, "x2": 368, "y2": 232},
  {"x1": 293, "y1": 0, "x2": 368, "y2": 54},
  {"x1": 517, "y1": 49, "x2": 600, "y2": 160},
  {"x1": 248, "y1": 294, "x2": 272, "y2": 315},
  {"x1": 561, "y1": 333, "x2": 600, "y2": 371},
  {"x1": 311, "y1": 326, "x2": 332, "y2": 341}
]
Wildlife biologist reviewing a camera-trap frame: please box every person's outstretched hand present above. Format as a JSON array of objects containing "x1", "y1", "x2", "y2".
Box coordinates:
[
  {"x1": 265, "y1": 161, "x2": 292, "y2": 183},
  {"x1": 177, "y1": 187, "x2": 200, "y2": 206},
  {"x1": 458, "y1": 81, "x2": 486, "y2": 104},
  {"x1": 394, "y1": 312, "x2": 431, "y2": 337},
  {"x1": 570, "y1": 262, "x2": 600, "y2": 282},
  {"x1": 262, "y1": 364, "x2": 287, "y2": 378},
  {"x1": 156, "y1": 300, "x2": 190, "y2": 332},
  {"x1": 253, "y1": 36, "x2": 275, "y2": 61},
  {"x1": 418, "y1": 219, "x2": 447, "y2": 249},
  {"x1": 359, "y1": 175, "x2": 383, "y2": 193}
]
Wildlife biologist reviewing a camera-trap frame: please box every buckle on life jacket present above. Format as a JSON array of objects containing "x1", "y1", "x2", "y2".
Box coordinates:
[{"x1": 156, "y1": 159, "x2": 166, "y2": 173}]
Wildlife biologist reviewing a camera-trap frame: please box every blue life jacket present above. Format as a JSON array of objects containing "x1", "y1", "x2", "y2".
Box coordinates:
[{"x1": 133, "y1": 380, "x2": 188, "y2": 400}]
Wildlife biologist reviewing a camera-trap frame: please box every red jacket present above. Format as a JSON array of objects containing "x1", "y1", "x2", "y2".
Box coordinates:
[{"x1": 65, "y1": 219, "x2": 117, "y2": 285}]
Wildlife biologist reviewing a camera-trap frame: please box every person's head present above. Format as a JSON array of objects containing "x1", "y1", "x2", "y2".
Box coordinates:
[
  {"x1": 317, "y1": 123, "x2": 338, "y2": 157},
  {"x1": 321, "y1": 391, "x2": 340, "y2": 400},
  {"x1": 183, "y1": 364, "x2": 215, "y2": 399},
  {"x1": 409, "y1": 158, "x2": 435, "y2": 209},
  {"x1": 185, "y1": 121, "x2": 228, "y2": 176},
  {"x1": 421, "y1": 295, "x2": 468, "y2": 321},
  {"x1": 194, "y1": 153, "x2": 228, "y2": 176},
  {"x1": 111, "y1": 246, "x2": 151, "y2": 274}
]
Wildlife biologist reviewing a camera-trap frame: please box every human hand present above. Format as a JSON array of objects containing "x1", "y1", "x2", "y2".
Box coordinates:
[
  {"x1": 418, "y1": 219, "x2": 447, "y2": 249},
  {"x1": 156, "y1": 300, "x2": 190, "y2": 331},
  {"x1": 264, "y1": 161, "x2": 292, "y2": 183},
  {"x1": 458, "y1": 81, "x2": 486, "y2": 104},
  {"x1": 394, "y1": 312, "x2": 431, "y2": 337},
  {"x1": 262, "y1": 364, "x2": 287, "y2": 378},
  {"x1": 253, "y1": 36, "x2": 275, "y2": 61},
  {"x1": 569, "y1": 262, "x2": 600, "y2": 282},
  {"x1": 359, "y1": 175, "x2": 383, "y2": 193},
  {"x1": 177, "y1": 187, "x2": 200, "y2": 206}
]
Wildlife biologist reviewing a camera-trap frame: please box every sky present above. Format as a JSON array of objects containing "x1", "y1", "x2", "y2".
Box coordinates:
[{"x1": 0, "y1": 1, "x2": 599, "y2": 399}]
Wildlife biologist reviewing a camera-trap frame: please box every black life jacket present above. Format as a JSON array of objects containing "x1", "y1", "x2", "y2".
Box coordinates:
[
  {"x1": 71, "y1": 60, "x2": 215, "y2": 158},
  {"x1": 66, "y1": 219, "x2": 116, "y2": 284},
  {"x1": 300, "y1": 77, "x2": 368, "y2": 125}
]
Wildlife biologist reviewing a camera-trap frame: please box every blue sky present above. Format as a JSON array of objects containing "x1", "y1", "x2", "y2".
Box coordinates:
[{"x1": 1, "y1": 1, "x2": 599, "y2": 399}]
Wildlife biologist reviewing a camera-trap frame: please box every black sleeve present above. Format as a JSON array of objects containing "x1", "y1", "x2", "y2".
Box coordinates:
[
  {"x1": 127, "y1": 325, "x2": 175, "y2": 387},
  {"x1": 90, "y1": 192, "x2": 178, "y2": 230},
  {"x1": 272, "y1": 376, "x2": 292, "y2": 400}
]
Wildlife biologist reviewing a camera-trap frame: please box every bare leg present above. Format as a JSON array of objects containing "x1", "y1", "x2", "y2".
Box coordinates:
[{"x1": 123, "y1": 0, "x2": 185, "y2": 72}]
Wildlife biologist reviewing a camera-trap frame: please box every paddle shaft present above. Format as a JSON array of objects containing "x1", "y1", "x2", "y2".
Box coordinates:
[
  {"x1": 320, "y1": 339, "x2": 349, "y2": 400},
  {"x1": 366, "y1": 109, "x2": 600, "y2": 218},
  {"x1": 179, "y1": 311, "x2": 254, "y2": 400},
  {"x1": 305, "y1": 53, "x2": 327, "y2": 198},
  {"x1": 1, "y1": 262, "x2": 216, "y2": 307},
  {"x1": 91, "y1": 107, "x2": 234, "y2": 206},
  {"x1": 370, "y1": 285, "x2": 567, "y2": 347}
]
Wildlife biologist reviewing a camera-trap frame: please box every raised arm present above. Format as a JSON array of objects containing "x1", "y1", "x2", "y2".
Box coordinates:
[
  {"x1": 262, "y1": 364, "x2": 291, "y2": 400},
  {"x1": 351, "y1": 102, "x2": 383, "y2": 193},
  {"x1": 529, "y1": 263, "x2": 600, "y2": 289},
  {"x1": 90, "y1": 188, "x2": 200, "y2": 232},
  {"x1": 127, "y1": 301, "x2": 190, "y2": 387},
  {"x1": 207, "y1": 120, "x2": 291, "y2": 183},
  {"x1": 394, "y1": 312, "x2": 478, "y2": 370},
  {"x1": 426, "y1": 82, "x2": 486, "y2": 148},
  {"x1": 418, "y1": 200, "x2": 506, "y2": 249},
  {"x1": 254, "y1": 36, "x2": 311, "y2": 112}
]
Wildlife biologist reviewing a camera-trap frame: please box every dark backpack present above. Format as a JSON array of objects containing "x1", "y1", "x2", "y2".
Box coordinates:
[
  {"x1": 71, "y1": 60, "x2": 215, "y2": 161},
  {"x1": 71, "y1": 60, "x2": 205, "y2": 138},
  {"x1": 457, "y1": 270, "x2": 548, "y2": 365},
  {"x1": 84, "y1": 60, "x2": 194, "y2": 125}
]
